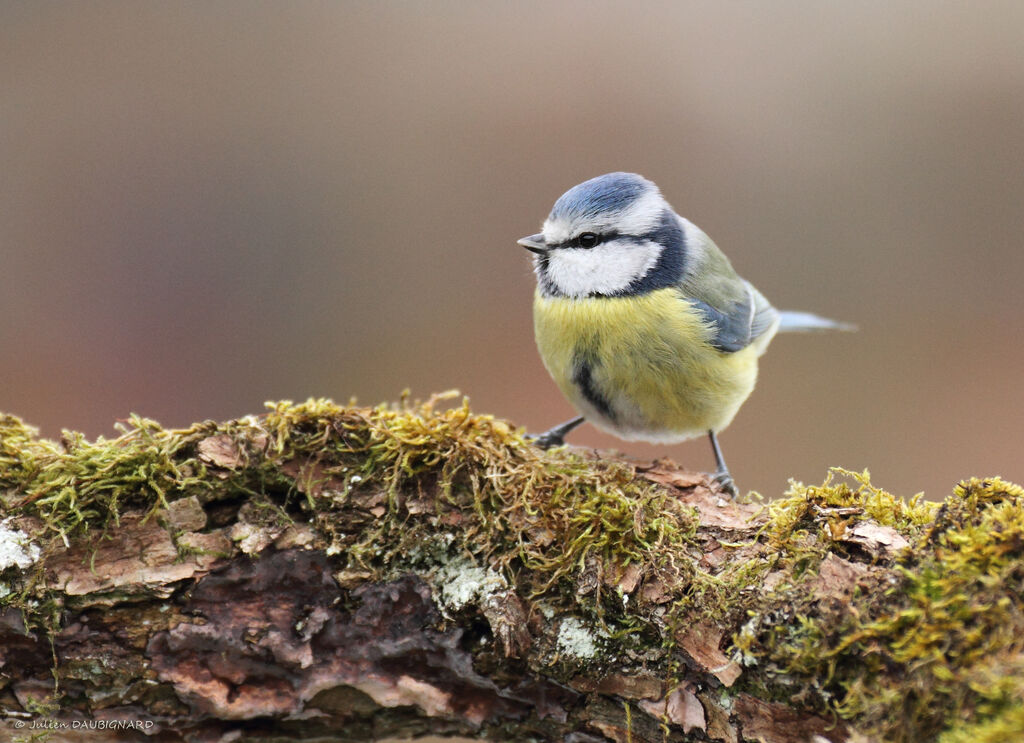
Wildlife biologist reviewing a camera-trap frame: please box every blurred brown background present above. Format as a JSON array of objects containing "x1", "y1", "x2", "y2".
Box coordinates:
[{"x1": 2, "y1": 3, "x2": 1022, "y2": 500}]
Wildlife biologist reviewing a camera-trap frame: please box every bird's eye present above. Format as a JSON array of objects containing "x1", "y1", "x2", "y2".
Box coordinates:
[{"x1": 577, "y1": 232, "x2": 600, "y2": 248}]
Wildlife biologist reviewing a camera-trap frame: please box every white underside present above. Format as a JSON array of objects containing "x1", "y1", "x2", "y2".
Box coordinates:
[
  {"x1": 592, "y1": 420, "x2": 707, "y2": 444},
  {"x1": 571, "y1": 395, "x2": 715, "y2": 443}
]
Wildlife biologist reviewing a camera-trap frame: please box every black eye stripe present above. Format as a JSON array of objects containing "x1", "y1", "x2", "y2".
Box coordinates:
[{"x1": 553, "y1": 230, "x2": 622, "y2": 249}]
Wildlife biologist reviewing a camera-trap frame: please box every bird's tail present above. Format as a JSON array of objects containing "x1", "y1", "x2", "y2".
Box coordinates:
[{"x1": 777, "y1": 310, "x2": 856, "y2": 333}]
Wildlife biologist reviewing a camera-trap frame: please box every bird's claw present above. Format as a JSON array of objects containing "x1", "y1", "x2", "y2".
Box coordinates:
[{"x1": 711, "y1": 470, "x2": 739, "y2": 498}]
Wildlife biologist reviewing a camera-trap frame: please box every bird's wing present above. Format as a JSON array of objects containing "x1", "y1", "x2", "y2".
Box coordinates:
[
  {"x1": 687, "y1": 280, "x2": 779, "y2": 353},
  {"x1": 675, "y1": 222, "x2": 779, "y2": 353}
]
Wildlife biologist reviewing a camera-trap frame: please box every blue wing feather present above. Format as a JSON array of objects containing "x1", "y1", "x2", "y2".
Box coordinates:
[{"x1": 688, "y1": 281, "x2": 780, "y2": 353}]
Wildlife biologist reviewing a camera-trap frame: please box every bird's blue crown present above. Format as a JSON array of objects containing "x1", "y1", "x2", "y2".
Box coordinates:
[{"x1": 548, "y1": 172, "x2": 654, "y2": 222}]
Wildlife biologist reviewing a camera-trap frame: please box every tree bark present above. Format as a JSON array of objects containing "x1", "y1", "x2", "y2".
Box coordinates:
[{"x1": 0, "y1": 402, "x2": 1019, "y2": 742}]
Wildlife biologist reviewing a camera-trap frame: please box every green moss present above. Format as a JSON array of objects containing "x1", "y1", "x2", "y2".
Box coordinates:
[
  {"x1": 2, "y1": 395, "x2": 697, "y2": 624},
  {"x1": 745, "y1": 473, "x2": 1024, "y2": 742},
  {"x1": 765, "y1": 467, "x2": 936, "y2": 546},
  {"x1": 938, "y1": 685, "x2": 1024, "y2": 743},
  {"x1": 670, "y1": 546, "x2": 773, "y2": 629},
  {"x1": 7, "y1": 415, "x2": 216, "y2": 544},
  {"x1": 260, "y1": 394, "x2": 699, "y2": 603},
  {"x1": 0, "y1": 414, "x2": 60, "y2": 493}
]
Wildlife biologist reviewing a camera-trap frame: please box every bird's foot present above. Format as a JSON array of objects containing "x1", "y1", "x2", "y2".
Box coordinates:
[
  {"x1": 527, "y1": 430, "x2": 567, "y2": 450},
  {"x1": 527, "y1": 416, "x2": 585, "y2": 451},
  {"x1": 711, "y1": 469, "x2": 739, "y2": 498}
]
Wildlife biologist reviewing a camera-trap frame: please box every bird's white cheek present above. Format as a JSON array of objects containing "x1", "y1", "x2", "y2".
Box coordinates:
[{"x1": 544, "y1": 242, "x2": 661, "y2": 297}]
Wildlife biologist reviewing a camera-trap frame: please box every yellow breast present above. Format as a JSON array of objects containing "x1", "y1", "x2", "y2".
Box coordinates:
[{"x1": 533, "y1": 288, "x2": 760, "y2": 441}]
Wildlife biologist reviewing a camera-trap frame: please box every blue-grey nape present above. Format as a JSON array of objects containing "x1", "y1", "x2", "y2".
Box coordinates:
[{"x1": 549, "y1": 172, "x2": 653, "y2": 222}]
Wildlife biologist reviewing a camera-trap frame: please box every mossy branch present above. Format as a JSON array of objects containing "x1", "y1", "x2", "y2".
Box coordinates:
[{"x1": 0, "y1": 397, "x2": 1022, "y2": 742}]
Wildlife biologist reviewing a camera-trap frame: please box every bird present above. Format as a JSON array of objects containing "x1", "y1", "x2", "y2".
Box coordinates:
[{"x1": 518, "y1": 172, "x2": 851, "y2": 496}]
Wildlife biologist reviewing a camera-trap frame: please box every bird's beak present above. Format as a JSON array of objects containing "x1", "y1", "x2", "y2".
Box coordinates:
[{"x1": 517, "y1": 233, "x2": 548, "y2": 254}]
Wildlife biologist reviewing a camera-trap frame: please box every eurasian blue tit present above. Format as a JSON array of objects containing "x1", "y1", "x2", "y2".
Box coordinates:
[{"x1": 518, "y1": 172, "x2": 851, "y2": 496}]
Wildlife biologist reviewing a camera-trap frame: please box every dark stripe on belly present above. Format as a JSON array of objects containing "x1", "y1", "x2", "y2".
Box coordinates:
[{"x1": 572, "y1": 353, "x2": 616, "y2": 423}]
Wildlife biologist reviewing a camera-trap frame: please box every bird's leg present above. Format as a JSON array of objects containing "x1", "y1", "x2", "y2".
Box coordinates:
[
  {"x1": 529, "y1": 416, "x2": 586, "y2": 450},
  {"x1": 708, "y1": 430, "x2": 739, "y2": 497}
]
